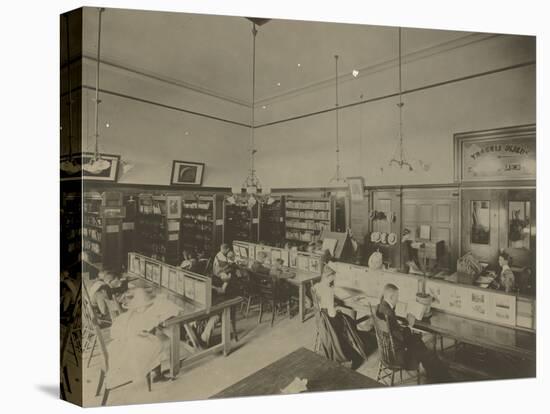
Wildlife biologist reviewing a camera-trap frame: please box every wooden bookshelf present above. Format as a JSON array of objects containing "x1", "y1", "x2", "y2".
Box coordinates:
[
  {"x1": 121, "y1": 194, "x2": 137, "y2": 270},
  {"x1": 224, "y1": 197, "x2": 259, "y2": 244},
  {"x1": 135, "y1": 193, "x2": 182, "y2": 266},
  {"x1": 61, "y1": 192, "x2": 81, "y2": 267},
  {"x1": 82, "y1": 191, "x2": 125, "y2": 273},
  {"x1": 284, "y1": 196, "x2": 332, "y2": 244},
  {"x1": 259, "y1": 195, "x2": 286, "y2": 246},
  {"x1": 181, "y1": 194, "x2": 224, "y2": 255}
]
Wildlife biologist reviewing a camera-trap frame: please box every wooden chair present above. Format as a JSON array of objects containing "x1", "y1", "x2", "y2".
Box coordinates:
[
  {"x1": 82, "y1": 286, "x2": 156, "y2": 406},
  {"x1": 369, "y1": 304, "x2": 420, "y2": 386},
  {"x1": 310, "y1": 281, "x2": 322, "y2": 352},
  {"x1": 248, "y1": 272, "x2": 292, "y2": 326}
]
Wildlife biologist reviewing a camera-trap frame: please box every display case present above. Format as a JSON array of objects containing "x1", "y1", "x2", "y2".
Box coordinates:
[
  {"x1": 135, "y1": 193, "x2": 182, "y2": 265},
  {"x1": 82, "y1": 191, "x2": 125, "y2": 274},
  {"x1": 181, "y1": 193, "x2": 224, "y2": 255}
]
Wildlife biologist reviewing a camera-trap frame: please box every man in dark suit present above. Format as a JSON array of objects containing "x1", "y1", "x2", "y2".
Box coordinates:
[{"x1": 376, "y1": 283, "x2": 448, "y2": 382}]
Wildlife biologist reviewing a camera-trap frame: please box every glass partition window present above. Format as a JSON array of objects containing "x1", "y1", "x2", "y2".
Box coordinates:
[
  {"x1": 471, "y1": 201, "x2": 490, "y2": 245},
  {"x1": 508, "y1": 201, "x2": 531, "y2": 249}
]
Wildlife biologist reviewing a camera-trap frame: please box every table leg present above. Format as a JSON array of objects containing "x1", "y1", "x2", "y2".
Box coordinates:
[
  {"x1": 170, "y1": 323, "x2": 181, "y2": 378},
  {"x1": 221, "y1": 307, "x2": 232, "y2": 356},
  {"x1": 299, "y1": 283, "x2": 305, "y2": 322}
]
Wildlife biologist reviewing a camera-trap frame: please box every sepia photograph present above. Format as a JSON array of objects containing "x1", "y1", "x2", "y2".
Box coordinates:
[{"x1": 56, "y1": 2, "x2": 539, "y2": 410}]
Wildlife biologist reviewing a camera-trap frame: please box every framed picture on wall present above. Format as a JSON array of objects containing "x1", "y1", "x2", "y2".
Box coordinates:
[
  {"x1": 167, "y1": 195, "x2": 182, "y2": 219},
  {"x1": 347, "y1": 176, "x2": 365, "y2": 201},
  {"x1": 454, "y1": 125, "x2": 535, "y2": 182},
  {"x1": 170, "y1": 160, "x2": 205, "y2": 186},
  {"x1": 60, "y1": 152, "x2": 120, "y2": 182}
]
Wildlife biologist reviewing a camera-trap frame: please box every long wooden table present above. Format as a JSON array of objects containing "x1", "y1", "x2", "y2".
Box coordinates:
[
  {"x1": 212, "y1": 347, "x2": 383, "y2": 398},
  {"x1": 335, "y1": 286, "x2": 536, "y2": 361},
  {"x1": 163, "y1": 297, "x2": 243, "y2": 378},
  {"x1": 89, "y1": 273, "x2": 243, "y2": 379},
  {"x1": 236, "y1": 258, "x2": 321, "y2": 322}
]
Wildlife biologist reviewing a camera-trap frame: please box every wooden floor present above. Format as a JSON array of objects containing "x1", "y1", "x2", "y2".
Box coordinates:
[{"x1": 80, "y1": 306, "x2": 535, "y2": 407}]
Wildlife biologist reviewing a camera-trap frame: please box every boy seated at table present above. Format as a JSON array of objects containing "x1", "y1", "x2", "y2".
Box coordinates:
[
  {"x1": 250, "y1": 251, "x2": 271, "y2": 275},
  {"x1": 89, "y1": 271, "x2": 122, "y2": 322},
  {"x1": 376, "y1": 283, "x2": 449, "y2": 382},
  {"x1": 213, "y1": 243, "x2": 231, "y2": 277}
]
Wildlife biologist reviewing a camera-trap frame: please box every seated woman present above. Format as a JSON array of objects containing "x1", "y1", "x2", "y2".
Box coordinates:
[
  {"x1": 490, "y1": 252, "x2": 515, "y2": 293},
  {"x1": 107, "y1": 284, "x2": 179, "y2": 385},
  {"x1": 313, "y1": 263, "x2": 370, "y2": 369}
]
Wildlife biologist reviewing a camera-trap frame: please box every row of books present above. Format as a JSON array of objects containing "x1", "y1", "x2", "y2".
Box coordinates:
[
  {"x1": 139, "y1": 200, "x2": 167, "y2": 215},
  {"x1": 183, "y1": 201, "x2": 211, "y2": 210},
  {"x1": 286, "y1": 219, "x2": 329, "y2": 231},
  {"x1": 285, "y1": 230, "x2": 317, "y2": 242},
  {"x1": 83, "y1": 215, "x2": 102, "y2": 227},
  {"x1": 182, "y1": 213, "x2": 212, "y2": 222},
  {"x1": 83, "y1": 227, "x2": 101, "y2": 242},
  {"x1": 83, "y1": 239, "x2": 101, "y2": 255},
  {"x1": 286, "y1": 209, "x2": 329, "y2": 220},
  {"x1": 286, "y1": 200, "x2": 329, "y2": 211}
]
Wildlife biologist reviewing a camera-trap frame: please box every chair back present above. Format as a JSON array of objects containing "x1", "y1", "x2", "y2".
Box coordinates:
[
  {"x1": 249, "y1": 271, "x2": 275, "y2": 300},
  {"x1": 82, "y1": 284, "x2": 110, "y2": 372},
  {"x1": 104, "y1": 297, "x2": 121, "y2": 319},
  {"x1": 369, "y1": 304, "x2": 399, "y2": 367},
  {"x1": 310, "y1": 281, "x2": 322, "y2": 330}
]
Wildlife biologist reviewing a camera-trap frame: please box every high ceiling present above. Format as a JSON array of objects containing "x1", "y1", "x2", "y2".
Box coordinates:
[{"x1": 80, "y1": 7, "x2": 477, "y2": 106}]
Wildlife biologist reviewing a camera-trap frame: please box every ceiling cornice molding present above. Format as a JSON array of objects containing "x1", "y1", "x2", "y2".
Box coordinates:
[
  {"x1": 81, "y1": 54, "x2": 252, "y2": 108},
  {"x1": 255, "y1": 33, "x2": 500, "y2": 106},
  {"x1": 82, "y1": 32, "x2": 501, "y2": 109}
]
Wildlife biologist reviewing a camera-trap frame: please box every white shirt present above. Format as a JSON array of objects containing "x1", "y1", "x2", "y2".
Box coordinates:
[
  {"x1": 315, "y1": 281, "x2": 336, "y2": 317},
  {"x1": 213, "y1": 251, "x2": 228, "y2": 276}
]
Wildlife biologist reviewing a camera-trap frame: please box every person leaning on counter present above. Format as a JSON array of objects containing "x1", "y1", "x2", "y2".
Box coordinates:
[{"x1": 497, "y1": 252, "x2": 515, "y2": 293}]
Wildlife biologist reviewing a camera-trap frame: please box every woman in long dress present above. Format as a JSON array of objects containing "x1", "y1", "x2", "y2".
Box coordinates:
[
  {"x1": 106, "y1": 286, "x2": 179, "y2": 387},
  {"x1": 313, "y1": 263, "x2": 371, "y2": 369}
]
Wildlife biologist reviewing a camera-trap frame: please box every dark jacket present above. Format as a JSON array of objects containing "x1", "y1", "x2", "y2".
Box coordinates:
[{"x1": 376, "y1": 299, "x2": 412, "y2": 366}]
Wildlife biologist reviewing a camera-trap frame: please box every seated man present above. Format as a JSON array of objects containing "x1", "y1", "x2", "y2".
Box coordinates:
[{"x1": 376, "y1": 283, "x2": 449, "y2": 382}]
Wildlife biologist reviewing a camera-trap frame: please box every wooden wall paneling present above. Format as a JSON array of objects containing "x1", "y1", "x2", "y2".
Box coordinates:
[
  {"x1": 349, "y1": 194, "x2": 370, "y2": 244},
  {"x1": 402, "y1": 188, "x2": 458, "y2": 271}
]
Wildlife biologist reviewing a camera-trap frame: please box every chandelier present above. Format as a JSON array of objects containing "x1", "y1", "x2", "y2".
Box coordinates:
[
  {"x1": 388, "y1": 27, "x2": 414, "y2": 172},
  {"x1": 82, "y1": 8, "x2": 112, "y2": 175},
  {"x1": 241, "y1": 18, "x2": 270, "y2": 194},
  {"x1": 330, "y1": 54, "x2": 345, "y2": 184},
  {"x1": 60, "y1": 13, "x2": 79, "y2": 175}
]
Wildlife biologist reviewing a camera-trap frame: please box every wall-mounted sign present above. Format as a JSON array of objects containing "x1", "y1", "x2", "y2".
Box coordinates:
[{"x1": 454, "y1": 125, "x2": 535, "y2": 182}]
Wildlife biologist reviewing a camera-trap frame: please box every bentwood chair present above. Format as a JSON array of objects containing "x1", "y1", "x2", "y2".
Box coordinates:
[{"x1": 369, "y1": 304, "x2": 420, "y2": 386}]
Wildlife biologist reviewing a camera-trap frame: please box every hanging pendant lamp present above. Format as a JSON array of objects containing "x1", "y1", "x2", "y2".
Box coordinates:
[
  {"x1": 241, "y1": 18, "x2": 270, "y2": 194},
  {"x1": 330, "y1": 54, "x2": 345, "y2": 184},
  {"x1": 60, "y1": 13, "x2": 80, "y2": 175},
  {"x1": 388, "y1": 27, "x2": 414, "y2": 172},
  {"x1": 83, "y1": 8, "x2": 111, "y2": 175}
]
